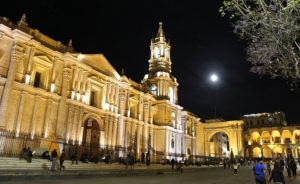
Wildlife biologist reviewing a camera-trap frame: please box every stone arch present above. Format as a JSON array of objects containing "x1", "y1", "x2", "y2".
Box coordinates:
[
  {"x1": 285, "y1": 147, "x2": 293, "y2": 158},
  {"x1": 252, "y1": 147, "x2": 261, "y2": 158},
  {"x1": 273, "y1": 146, "x2": 283, "y2": 158},
  {"x1": 81, "y1": 113, "x2": 104, "y2": 133},
  {"x1": 207, "y1": 129, "x2": 231, "y2": 158},
  {"x1": 271, "y1": 130, "x2": 281, "y2": 143},
  {"x1": 262, "y1": 147, "x2": 272, "y2": 158},
  {"x1": 80, "y1": 113, "x2": 105, "y2": 158},
  {"x1": 251, "y1": 132, "x2": 260, "y2": 144},
  {"x1": 261, "y1": 131, "x2": 271, "y2": 143},
  {"x1": 203, "y1": 121, "x2": 244, "y2": 157},
  {"x1": 282, "y1": 130, "x2": 292, "y2": 143},
  {"x1": 292, "y1": 130, "x2": 300, "y2": 144}
]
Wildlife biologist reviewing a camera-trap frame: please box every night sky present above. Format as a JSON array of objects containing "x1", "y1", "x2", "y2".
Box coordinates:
[{"x1": 2, "y1": 0, "x2": 300, "y2": 124}]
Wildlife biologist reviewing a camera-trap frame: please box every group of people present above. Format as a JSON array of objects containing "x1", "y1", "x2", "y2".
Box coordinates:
[
  {"x1": 20, "y1": 147, "x2": 33, "y2": 163},
  {"x1": 253, "y1": 157, "x2": 298, "y2": 184},
  {"x1": 41, "y1": 149, "x2": 66, "y2": 171},
  {"x1": 171, "y1": 158, "x2": 184, "y2": 173}
]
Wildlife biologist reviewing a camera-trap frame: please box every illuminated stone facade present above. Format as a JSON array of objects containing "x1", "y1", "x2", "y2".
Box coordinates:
[
  {"x1": 1, "y1": 14, "x2": 274, "y2": 162},
  {"x1": 245, "y1": 127, "x2": 300, "y2": 159}
]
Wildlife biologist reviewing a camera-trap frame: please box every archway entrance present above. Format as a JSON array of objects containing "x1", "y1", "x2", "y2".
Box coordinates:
[
  {"x1": 286, "y1": 148, "x2": 292, "y2": 159},
  {"x1": 273, "y1": 147, "x2": 282, "y2": 158},
  {"x1": 252, "y1": 147, "x2": 261, "y2": 158},
  {"x1": 203, "y1": 120, "x2": 244, "y2": 157},
  {"x1": 209, "y1": 132, "x2": 229, "y2": 158},
  {"x1": 262, "y1": 147, "x2": 272, "y2": 159},
  {"x1": 82, "y1": 118, "x2": 100, "y2": 158}
]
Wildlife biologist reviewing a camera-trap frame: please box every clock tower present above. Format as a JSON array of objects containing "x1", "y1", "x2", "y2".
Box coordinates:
[{"x1": 142, "y1": 22, "x2": 178, "y2": 104}]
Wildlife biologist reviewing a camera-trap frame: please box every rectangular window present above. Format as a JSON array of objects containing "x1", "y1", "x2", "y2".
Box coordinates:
[
  {"x1": 33, "y1": 72, "x2": 41, "y2": 87},
  {"x1": 90, "y1": 91, "x2": 97, "y2": 107}
]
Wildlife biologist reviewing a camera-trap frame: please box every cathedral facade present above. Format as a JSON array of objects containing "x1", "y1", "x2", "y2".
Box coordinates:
[{"x1": 0, "y1": 15, "x2": 206, "y2": 162}]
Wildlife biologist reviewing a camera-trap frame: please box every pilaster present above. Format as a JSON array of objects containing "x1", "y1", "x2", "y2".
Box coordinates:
[{"x1": 0, "y1": 44, "x2": 23, "y2": 128}]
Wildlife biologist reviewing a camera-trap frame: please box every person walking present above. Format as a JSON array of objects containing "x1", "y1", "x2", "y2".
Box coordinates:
[
  {"x1": 286, "y1": 159, "x2": 292, "y2": 178},
  {"x1": 291, "y1": 159, "x2": 297, "y2": 178},
  {"x1": 171, "y1": 158, "x2": 175, "y2": 170},
  {"x1": 223, "y1": 159, "x2": 227, "y2": 169},
  {"x1": 269, "y1": 162, "x2": 285, "y2": 184},
  {"x1": 233, "y1": 162, "x2": 239, "y2": 176},
  {"x1": 253, "y1": 158, "x2": 268, "y2": 184},
  {"x1": 267, "y1": 161, "x2": 271, "y2": 175},
  {"x1": 60, "y1": 149, "x2": 66, "y2": 170},
  {"x1": 176, "y1": 161, "x2": 183, "y2": 173},
  {"x1": 51, "y1": 149, "x2": 58, "y2": 171}
]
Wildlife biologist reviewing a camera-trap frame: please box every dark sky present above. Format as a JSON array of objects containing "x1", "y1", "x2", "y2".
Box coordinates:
[{"x1": 2, "y1": 0, "x2": 300, "y2": 124}]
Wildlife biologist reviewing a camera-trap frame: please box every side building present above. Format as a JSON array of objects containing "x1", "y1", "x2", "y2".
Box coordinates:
[{"x1": 242, "y1": 112, "x2": 300, "y2": 159}]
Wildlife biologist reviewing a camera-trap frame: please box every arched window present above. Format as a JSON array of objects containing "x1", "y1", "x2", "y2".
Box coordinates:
[
  {"x1": 169, "y1": 87, "x2": 174, "y2": 103},
  {"x1": 154, "y1": 47, "x2": 159, "y2": 58},
  {"x1": 165, "y1": 48, "x2": 169, "y2": 59},
  {"x1": 160, "y1": 45, "x2": 164, "y2": 56}
]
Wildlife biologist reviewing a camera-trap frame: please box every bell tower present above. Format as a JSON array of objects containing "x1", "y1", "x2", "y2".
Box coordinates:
[{"x1": 142, "y1": 22, "x2": 178, "y2": 104}]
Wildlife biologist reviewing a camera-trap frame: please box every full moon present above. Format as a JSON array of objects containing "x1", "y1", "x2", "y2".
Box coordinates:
[{"x1": 210, "y1": 74, "x2": 218, "y2": 82}]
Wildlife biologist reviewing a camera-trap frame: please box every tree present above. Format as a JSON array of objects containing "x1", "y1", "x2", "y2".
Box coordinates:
[{"x1": 220, "y1": 0, "x2": 300, "y2": 86}]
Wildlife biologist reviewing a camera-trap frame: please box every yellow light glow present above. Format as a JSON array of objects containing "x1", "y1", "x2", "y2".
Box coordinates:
[
  {"x1": 103, "y1": 103, "x2": 109, "y2": 110},
  {"x1": 76, "y1": 93, "x2": 80, "y2": 101},
  {"x1": 50, "y1": 83, "x2": 55, "y2": 92},
  {"x1": 25, "y1": 74, "x2": 31, "y2": 84},
  {"x1": 71, "y1": 91, "x2": 75, "y2": 99}
]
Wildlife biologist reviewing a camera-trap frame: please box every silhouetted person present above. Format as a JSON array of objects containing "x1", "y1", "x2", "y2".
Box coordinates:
[
  {"x1": 171, "y1": 158, "x2": 175, "y2": 170},
  {"x1": 291, "y1": 159, "x2": 297, "y2": 178},
  {"x1": 60, "y1": 149, "x2": 66, "y2": 170},
  {"x1": 51, "y1": 149, "x2": 58, "y2": 171},
  {"x1": 269, "y1": 162, "x2": 285, "y2": 184}
]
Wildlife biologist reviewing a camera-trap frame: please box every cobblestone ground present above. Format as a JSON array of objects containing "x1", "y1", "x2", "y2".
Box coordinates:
[{"x1": 3, "y1": 166, "x2": 300, "y2": 184}]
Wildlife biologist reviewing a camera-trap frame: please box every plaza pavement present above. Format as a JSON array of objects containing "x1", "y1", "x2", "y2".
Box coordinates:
[{"x1": 1, "y1": 165, "x2": 300, "y2": 184}]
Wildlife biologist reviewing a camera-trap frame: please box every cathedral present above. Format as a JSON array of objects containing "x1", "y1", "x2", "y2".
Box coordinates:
[{"x1": 0, "y1": 15, "x2": 298, "y2": 162}]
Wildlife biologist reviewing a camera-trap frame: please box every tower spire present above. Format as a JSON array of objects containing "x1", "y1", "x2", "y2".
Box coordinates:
[{"x1": 155, "y1": 22, "x2": 165, "y2": 42}]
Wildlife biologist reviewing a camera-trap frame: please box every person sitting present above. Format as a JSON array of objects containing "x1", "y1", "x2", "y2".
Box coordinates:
[
  {"x1": 41, "y1": 151, "x2": 50, "y2": 161},
  {"x1": 27, "y1": 147, "x2": 33, "y2": 163}
]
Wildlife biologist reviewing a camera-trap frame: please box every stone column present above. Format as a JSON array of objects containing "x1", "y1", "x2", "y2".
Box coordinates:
[
  {"x1": 106, "y1": 82, "x2": 111, "y2": 104},
  {"x1": 153, "y1": 128, "x2": 157, "y2": 162},
  {"x1": 104, "y1": 115, "x2": 109, "y2": 148},
  {"x1": 29, "y1": 95, "x2": 38, "y2": 134},
  {"x1": 142, "y1": 122, "x2": 148, "y2": 152},
  {"x1": 165, "y1": 130, "x2": 168, "y2": 155},
  {"x1": 77, "y1": 108, "x2": 84, "y2": 141},
  {"x1": 43, "y1": 99, "x2": 53, "y2": 138},
  {"x1": 125, "y1": 120, "x2": 131, "y2": 152},
  {"x1": 14, "y1": 91, "x2": 26, "y2": 135},
  {"x1": 25, "y1": 46, "x2": 35, "y2": 77},
  {"x1": 108, "y1": 116, "x2": 114, "y2": 148},
  {"x1": 112, "y1": 117, "x2": 118, "y2": 148},
  {"x1": 149, "y1": 127, "x2": 154, "y2": 153},
  {"x1": 136, "y1": 123, "x2": 143, "y2": 158},
  {"x1": 65, "y1": 104, "x2": 74, "y2": 141},
  {"x1": 56, "y1": 66, "x2": 72, "y2": 139},
  {"x1": 0, "y1": 44, "x2": 23, "y2": 128},
  {"x1": 115, "y1": 85, "x2": 119, "y2": 112},
  {"x1": 117, "y1": 116, "x2": 124, "y2": 148},
  {"x1": 131, "y1": 122, "x2": 137, "y2": 157}
]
